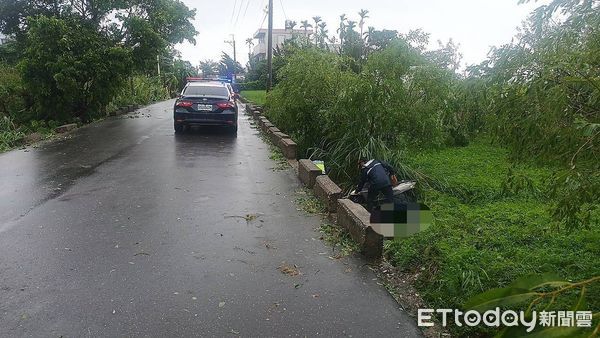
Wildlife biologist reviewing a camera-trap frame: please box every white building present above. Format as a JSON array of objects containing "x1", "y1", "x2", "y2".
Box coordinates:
[
  {"x1": 0, "y1": 33, "x2": 7, "y2": 45},
  {"x1": 252, "y1": 28, "x2": 305, "y2": 60}
]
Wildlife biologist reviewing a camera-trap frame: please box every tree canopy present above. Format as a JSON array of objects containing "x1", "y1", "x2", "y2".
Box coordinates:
[{"x1": 0, "y1": 0, "x2": 198, "y2": 122}]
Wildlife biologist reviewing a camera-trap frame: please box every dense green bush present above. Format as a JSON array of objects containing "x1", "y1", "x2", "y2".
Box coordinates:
[
  {"x1": 482, "y1": 3, "x2": 599, "y2": 168},
  {"x1": 109, "y1": 75, "x2": 169, "y2": 110},
  {"x1": 267, "y1": 48, "x2": 353, "y2": 158},
  {"x1": 327, "y1": 40, "x2": 457, "y2": 149},
  {"x1": 20, "y1": 16, "x2": 132, "y2": 122},
  {"x1": 237, "y1": 80, "x2": 265, "y2": 91},
  {"x1": 0, "y1": 115, "x2": 24, "y2": 151},
  {"x1": 245, "y1": 59, "x2": 267, "y2": 85},
  {"x1": 0, "y1": 62, "x2": 26, "y2": 121},
  {"x1": 267, "y1": 42, "x2": 462, "y2": 184}
]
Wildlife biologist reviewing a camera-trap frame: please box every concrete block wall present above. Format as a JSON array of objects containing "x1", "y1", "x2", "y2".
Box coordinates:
[
  {"x1": 269, "y1": 131, "x2": 289, "y2": 145},
  {"x1": 267, "y1": 126, "x2": 281, "y2": 134},
  {"x1": 313, "y1": 175, "x2": 342, "y2": 213},
  {"x1": 298, "y1": 159, "x2": 323, "y2": 188},
  {"x1": 278, "y1": 138, "x2": 297, "y2": 159},
  {"x1": 337, "y1": 199, "x2": 383, "y2": 259}
]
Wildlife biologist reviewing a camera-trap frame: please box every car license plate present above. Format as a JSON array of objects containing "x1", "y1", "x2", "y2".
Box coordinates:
[{"x1": 197, "y1": 104, "x2": 212, "y2": 111}]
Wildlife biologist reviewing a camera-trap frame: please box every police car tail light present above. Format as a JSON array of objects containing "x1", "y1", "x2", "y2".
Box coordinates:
[
  {"x1": 216, "y1": 102, "x2": 235, "y2": 109},
  {"x1": 176, "y1": 100, "x2": 193, "y2": 107}
]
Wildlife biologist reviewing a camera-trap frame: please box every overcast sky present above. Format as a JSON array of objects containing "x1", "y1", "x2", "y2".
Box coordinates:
[{"x1": 175, "y1": 0, "x2": 547, "y2": 68}]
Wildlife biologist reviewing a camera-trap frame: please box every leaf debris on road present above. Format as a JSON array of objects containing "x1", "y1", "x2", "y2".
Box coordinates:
[
  {"x1": 225, "y1": 213, "x2": 262, "y2": 223},
  {"x1": 278, "y1": 263, "x2": 300, "y2": 276}
]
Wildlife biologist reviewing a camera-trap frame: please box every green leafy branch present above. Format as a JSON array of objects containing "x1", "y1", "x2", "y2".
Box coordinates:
[{"x1": 465, "y1": 274, "x2": 599, "y2": 337}]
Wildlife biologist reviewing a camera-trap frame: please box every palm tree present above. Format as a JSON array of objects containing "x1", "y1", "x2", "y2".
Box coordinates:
[
  {"x1": 337, "y1": 14, "x2": 347, "y2": 46},
  {"x1": 245, "y1": 38, "x2": 254, "y2": 59},
  {"x1": 364, "y1": 26, "x2": 375, "y2": 44},
  {"x1": 286, "y1": 20, "x2": 297, "y2": 30},
  {"x1": 300, "y1": 20, "x2": 312, "y2": 38},
  {"x1": 199, "y1": 60, "x2": 218, "y2": 76},
  {"x1": 218, "y1": 52, "x2": 242, "y2": 77},
  {"x1": 318, "y1": 21, "x2": 328, "y2": 48},
  {"x1": 358, "y1": 9, "x2": 369, "y2": 38},
  {"x1": 312, "y1": 16, "x2": 322, "y2": 44},
  {"x1": 346, "y1": 20, "x2": 357, "y2": 33}
]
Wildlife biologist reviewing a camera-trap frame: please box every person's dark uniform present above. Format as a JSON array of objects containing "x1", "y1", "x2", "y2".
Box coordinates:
[{"x1": 355, "y1": 159, "x2": 396, "y2": 211}]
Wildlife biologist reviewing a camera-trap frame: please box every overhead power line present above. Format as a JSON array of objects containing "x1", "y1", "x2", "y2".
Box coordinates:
[
  {"x1": 234, "y1": 0, "x2": 245, "y2": 27},
  {"x1": 257, "y1": 4, "x2": 268, "y2": 29},
  {"x1": 242, "y1": 0, "x2": 251, "y2": 23},
  {"x1": 278, "y1": 0, "x2": 288, "y2": 21},
  {"x1": 230, "y1": 0, "x2": 238, "y2": 25}
]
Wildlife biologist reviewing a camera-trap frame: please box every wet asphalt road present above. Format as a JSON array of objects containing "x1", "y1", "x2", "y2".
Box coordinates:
[{"x1": 0, "y1": 100, "x2": 421, "y2": 337}]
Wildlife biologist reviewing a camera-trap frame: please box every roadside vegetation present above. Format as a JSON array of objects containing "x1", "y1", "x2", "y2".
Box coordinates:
[
  {"x1": 255, "y1": 1, "x2": 599, "y2": 336},
  {"x1": 0, "y1": 0, "x2": 199, "y2": 152},
  {"x1": 393, "y1": 141, "x2": 599, "y2": 337},
  {"x1": 241, "y1": 90, "x2": 267, "y2": 105}
]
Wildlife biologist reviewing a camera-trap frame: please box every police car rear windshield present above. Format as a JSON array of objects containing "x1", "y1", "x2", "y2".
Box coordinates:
[{"x1": 183, "y1": 86, "x2": 229, "y2": 97}]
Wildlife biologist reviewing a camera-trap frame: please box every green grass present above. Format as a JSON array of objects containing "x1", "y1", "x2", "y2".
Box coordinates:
[
  {"x1": 292, "y1": 189, "x2": 358, "y2": 258},
  {"x1": 0, "y1": 117, "x2": 60, "y2": 153},
  {"x1": 295, "y1": 189, "x2": 326, "y2": 214},
  {"x1": 241, "y1": 90, "x2": 266, "y2": 105},
  {"x1": 385, "y1": 139, "x2": 600, "y2": 337},
  {"x1": 318, "y1": 223, "x2": 360, "y2": 257},
  {"x1": 406, "y1": 140, "x2": 552, "y2": 204}
]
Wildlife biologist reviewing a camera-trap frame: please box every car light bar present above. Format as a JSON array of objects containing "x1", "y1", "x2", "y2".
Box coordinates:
[{"x1": 186, "y1": 77, "x2": 233, "y2": 84}]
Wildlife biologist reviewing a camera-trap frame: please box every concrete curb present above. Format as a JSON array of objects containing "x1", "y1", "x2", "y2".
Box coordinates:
[
  {"x1": 109, "y1": 104, "x2": 142, "y2": 117},
  {"x1": 313, "y1": 175, "x2": 342, "y2": 213},
  {"x1": 267, "y1": 126, "x2": 281, "y2": 135},
  {"x1": 278, "y1": 138, "x2": 297, "y2": 160},
  {"x1": 270, "y1": 131, "x2": 289, "y2": 145},
  {"x1": 337, "y1": 199, "x2": 383, "y2": 259},
  {"x1": 298, "y1": 159, "x2": 323, "y2": 188},
  {"x1": 55, "y1": 123, "x2": 78, "y2": 134},
  {"x1": 262, "y1": 121, "x2": 274, "y2": 133}
]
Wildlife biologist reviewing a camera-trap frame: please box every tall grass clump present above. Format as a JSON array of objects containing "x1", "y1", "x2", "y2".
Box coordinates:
[{"x1": 0, "y1": 115, "x2": 24, "y2": 151}]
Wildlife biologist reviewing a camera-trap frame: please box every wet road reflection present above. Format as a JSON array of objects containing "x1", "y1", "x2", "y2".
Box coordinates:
[{"x1": 0, "y1": 100, "x2": 420, "y2": 337}]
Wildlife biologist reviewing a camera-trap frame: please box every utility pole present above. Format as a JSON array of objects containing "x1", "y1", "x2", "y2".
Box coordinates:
[
  {"x1": 225, "y1": 34, "x2": 237, "y2": 81},
  {"x1": 157, "y1": 55, "x2": 161, "y2": 77},
  {"x1": 266, "y1": 0, "x2": 274, "y2": 91}
]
